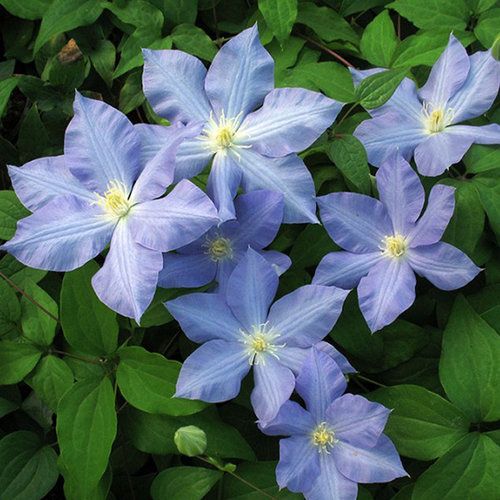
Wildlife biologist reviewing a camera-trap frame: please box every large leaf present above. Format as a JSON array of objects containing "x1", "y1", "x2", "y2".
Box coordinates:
[
  {"x1": 60, "y1": 260, "x2": 118, "y2": 356},
  {"x1": 360, "y1": 10, "x2": 398, "y2": 67},
  {"x1": 57, "y1": 377, "x2": 117, "y2": 497},
  {"x1": 117, "y1": 346, "x2": 206, "y2": 416},
  {"x1": 0, "y1": 431, "x2": 59, "y2": 500},
  {"x1": 370, "y1": 385, "x2": 470, "y2": 460},
  {"x1": 258, "y1": 0, "x2": 298, "y2": 44},
  {"x1": 440, "y1": 295, "x2": 500, "y2": 422},
  {"x1": 0, "y1": 341, "x2": 41, "y2": 385},
  {"x1": 356, "y1": 68, "x2": 407, "y2": 109},
  {"x1": 0, "y1": 278, "x2": 21, "y2": 336},
  {"x1": 0, "y1": 77, "x2": 17, "y2": 118},
  {"x1": 0, "y1": 190, "x2": 29, "y2": 241},
  {"x1": 0, "y1": 0, "x2": 51, "y2": 20}
]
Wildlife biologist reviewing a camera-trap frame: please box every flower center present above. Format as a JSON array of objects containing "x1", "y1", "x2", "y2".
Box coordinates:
[
  {"x1": 239, "y1": 322, "x2": 285, "y2": 365},
  {"x1": 95, "y1": 180, "x2": 132, "y2": 218},
  {"x1": 312, "y1": 422, "x2": 337, "y2": 453},
  {"x1": 382, "y1": 234, "x2": 407, "y2": 258},
  {"x1": 206, "y1": 237, "x2": 233, "y2": 261},
  {"x1": 422, "y1": 102, "x2": 454, "y2": 134}
]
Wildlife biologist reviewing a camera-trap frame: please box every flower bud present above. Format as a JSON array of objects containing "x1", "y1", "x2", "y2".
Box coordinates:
[{"x1": 174, "y1": 425, "x2": 207, "y2": 457}]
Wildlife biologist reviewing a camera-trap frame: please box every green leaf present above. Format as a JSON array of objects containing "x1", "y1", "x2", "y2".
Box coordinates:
[
  {"x1": 389, "y1": 0, "x2": 470, "y2": 31},
  {"x1": 60, "y1": 260, "x2": 118, "y2": 356},
  {"x1": 20, "y1": 280, "x2": 58, "y2": 347},
  {"x1": 440, "y1": 295, "x2": 500, "y2": 421},
  {"x1": 17, "y1": 105, "x2": 51, "y2": 163},
  {"x1": 474, "y1": 176, "x2": 500, "y2": 242},
  {"x1": 0, "y1": 396, "x2": 18, "y2": 419},
  {"x1": 463, "y1": 144, "x2": 500, "y2": 174},
  {"x1": 104, "y1": 0, "x2": 163, "y2": 31},
  {"x1": 356, "y1": 68, "x2": 407, "y2": 109},
  {"x1": 0, "y1": 0, "x2": 51, "y2": 20},
  {"x1": 0, "y1": 190, "x2": 29, "y2": 241},
  {"x1": 30, "y1": 355, "x2": 73, "y2": 411},
  {"x1": 34, "y1": 0, "x2": 104, "y2": 53},
  {"x1": 119, "y1": 70, "x2": 145, "y2": 114},
  {"x1": 151, "y1": 466, "x2": 222, "y2": 500},
  {"x1": 149, "y1": 0, "x2": 198, "y2": 25},
  {"x1": 475, "y1": 8, "x2": 500, "y2": 48},
  {"x1": 0, "y1": 341, "x2": 41, "y2": 385},
  {"x1": 0, "y1": 254, "x2": 47, "y2": 289},
  {"x1": 289, "y1": 224, "x2": 338, "y2": 271},
  {"x1": 327, "y1": 134, "x2": 371, "y2": 194},
  {"x1": 412, "y1": 433, "x2": 499, "y2": 500},
  {"x1": 88, "y1": 40, "x2": 115, "y2": 87},
  {"x1": 0, "y1": 431, "x2": 58, "y2": 500},
  {"x1": 57, "y1": 377, "x2": 117, "y2": 497},
  {"x1": 0, "y1": 77, "x2": 17, "y2": 119},
  {"x1": 171, "y1": 24, "x2": 217, "y2": 61},
  {"x1": 258, "y1": 0, "x2": 298, "y2": 44},
  {"x1": 296, "y1": 2, "x2": 359, "y2": 45},
  {"x1": 360, "y1": 10, "x2": 398, "y2": 67},
  {"x1": 0, "y1": 278, "x2": 21, "y2": 336},
  {"x1": 370, "y1": 385, "x2": 470, "y2": 460},
  {"x1": 117, "y1": 346, "x2": 206, "y2": 416}
]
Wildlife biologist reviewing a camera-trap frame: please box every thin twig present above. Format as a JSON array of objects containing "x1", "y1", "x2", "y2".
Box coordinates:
[
  {"x1": 298, "y1": 34, "x2": 355, "y2": 68},
  {"x1": 356, "y1": 374, "x2": 387, "y2": 388},
  {"x1": 335, "y1": 102, "x2": 358, "y2": 128},
  {"x1": 51, "y1": 349, "x2": 102, "y2": 365}
]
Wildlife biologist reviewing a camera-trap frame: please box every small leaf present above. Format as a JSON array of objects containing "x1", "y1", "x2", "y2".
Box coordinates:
[
  {"x1": 0, "y1": 0, "x2": 51, "y2": 20},
  {"x1": 356, "y1": 68, "x2": 407, "y2": 109},
  {"x1": 258, "y1": 0, "x2": 298, "y2": 44},
  {"x1": 171, "y1": 24, "x2": 217, "y2": 61},
  {"x1": 0, "y1": 77, "x2": 17, "y2": 119},
  {"x1": 0, "y1": 341, "x2": 41, "y2": 385},
  {"x1": 360, "y1": 10, "x2": 398, "y2": 67},
  {"x1": 474, "y1": 8, "x2": 500, "y2": 49},
  {"x1": 0, "y1": 190, "x2": 29, "y2": 241},
  {"x1": 88, "y1": 40, "x2": 116, "y2": 87},
  {"x1": 0, "y1": 277, "x2": 21, "y2": 336}
]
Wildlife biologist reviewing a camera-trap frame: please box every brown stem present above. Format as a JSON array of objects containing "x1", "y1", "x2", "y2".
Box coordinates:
[{"x1": 298, "y1": 34, "x2": 355, "y2": 68}]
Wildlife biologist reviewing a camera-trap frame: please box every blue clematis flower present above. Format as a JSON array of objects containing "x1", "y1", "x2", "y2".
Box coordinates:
[
  {"x1": 166, "y1": 248, "x2": 351, "y2": 423},
  {"x1": 2, "y1": 94, "x2": 218, "y2": 323},
  {"x1": 353, "y1": 34, "x2": 500, "y2": 176},
  {"x1": 140, "y1": 25, "x2": 343, "y2": 223},
  {"x1": 159, "y1": 189, "x2": 291, "y2": 291},
  {"x1": 261, "y1": 348, "x2": 407, "y2": 500},
  {"x1": 313, "y1": 152, "x2": 480, "y2": 333}
]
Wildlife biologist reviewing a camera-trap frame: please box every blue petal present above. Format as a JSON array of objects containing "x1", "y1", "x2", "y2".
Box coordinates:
[
  {"x1": 446, "y1": 124, "x2": 500, "y2": 144},
  {"x1": 258, "y1": 250, "x2": 291, "y2": 276},
  {"x1": 175, "y1": 340, "x2": 250, "y2": 402},
  {"x1": 408, "y1": 184, "x2": 455, "y2": 247},
  {"x1": 276, "y1": 436, "x2": 319, "y2": 493},
  {"x1": 448, "y1": 49, "x2": 500, "y2": 123},
  {"x1": 226, "y1": 248, "x2": 278, "y2": 330},
  {"x1": 91, "y1": 219, "x2": 163, "y2": 323},
  {"x1": 128, "y1": 180, "x2": 218, "y2": 252},
  {"x1": 333, "y1": 434, "x2": 407, "y2": 483},
  {"x1": 236, "y1": 148, "x2": 318, "y2": 223},
  {"x1": 267, "y1": 285, "x2": 348, "y2": 347},
  {"x1": 142, "y1": 49, "x2": 212, "y2": 123},
  {"x1": 318, "y1": 192, "x2": 392, "y2": 253},
  {"x1": 358, "y1": 258, "x2": 416, "y2": 333},
  {"x1": 239, "y1": 88, "x2": 341, "y2": 156},
  {"x1": 260, "y1": 401, "x2": 315, "y2": 436},
  {"x1": 296, "y1": 348, "x2": 347, "y2": 421},
  {"x1": 376, "y1": 152, "x2": 425, "y2": 234},
  {"x1": 2, "y1": 196, "x2": 114, "y2": 272},
  {"x1": 207, "y1": 152, "x2": 242, "y2": 222},
  {"x1": 65, "y1": 93, "x2": 141, "y2": 193},
  {"x1": 325, "y1": 394, "x2": 390, "y2": 448},
  {"x1": 313, "y1": 251, "x2": 383, "y2": 289},
  {"x1": 319, "y1": 342, "x2": 356, "y2": 374},
  {"x1": 251, "y1": 356, "x2": 295, "y2": 423},
  {"x1": 8, "y1": 156, "x2": 94, "y2": 211},
  {"x1": 166, "y1": 292, "x2": 243, "y2": 343},
  {"x1": 158, "y1": 253, "x2": 216, "y2": 288},
  {"x1": 204, "y1": 25, "x2": 274, "y2": 118},
  {"x1": 419, "y1": 34, "x2": 470, "y2": 107},
  {"x1": 408, "y1": 242, "x2": 480, "y2": 290}
]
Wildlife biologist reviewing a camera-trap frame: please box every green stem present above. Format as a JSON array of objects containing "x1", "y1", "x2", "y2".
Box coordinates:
[
  {"x1": 298, "y1": 33, "x2": 355, "y2": 68},
  {"x1": 356, "y1": 374, "x2": 387, "y2": 388},
  {"x1": 335, "y1": 102, "x2": 358, "y2": 128}
]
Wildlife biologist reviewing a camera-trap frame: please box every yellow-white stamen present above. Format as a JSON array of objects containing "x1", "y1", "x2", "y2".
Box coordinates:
[
  {"x1": 94, "y1": 180, "x2": 132, "y2": 218},
  {"x1": 240, "y1": 322, "x2": 285, "y2": 365},
  {"x1": 199, "y1": 111, "x2": 250, "y2": 155},
  {"x1": 312, "y1": 422, "x2": 337, "y2": 453},
  {"x1": 204, "y1": 236, "x2": 233, "y2": 261},
  {"x1": 422, "y1": 102, "x2": 454, "y2": 134},
  {"x1": 382, "y1": 234, "x2": 407, "y2": 258}
]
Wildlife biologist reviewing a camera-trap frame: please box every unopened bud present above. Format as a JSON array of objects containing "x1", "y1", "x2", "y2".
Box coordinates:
[{"x1": 174, "y1": 425, "x2": 207, "y2": 457}]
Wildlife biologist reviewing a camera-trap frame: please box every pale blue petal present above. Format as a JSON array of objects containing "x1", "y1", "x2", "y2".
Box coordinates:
[
  {"x1": 251, "y1": 356, "x2": 295, "y2": 423},
  {"x1": 158, "y1": 253, "x2": 216, "y2": 288},
  {"x1": 419, "y1": 34, "x2": 470, "y2": 107},
  {"x1": 448, "y1": 50, "x2": 500, "y2": 123},
  {"x1": 376, "y1": 152, "x2": 425, "y2": 234},
  {"x1": 258, "y1": 250, "x2": 291, "y2": 276},
  {"x1": 445, "y1": 124, "x2": 500, "y2": 144},
  {"x1": 128, "y1": 180, "x2": 218, "y2": 252},
  {"x1": 318, "y1": 193, "x2": 392, "y2": 253},
  {"x1": 408, "y1": 184, "x2": 455, "y2": 247},
  {"x1": 65, "y1": 93, "x2": 141, "y2": 193},
  {"x1": 204, "y1": 25, "x2": 274, "y2": 118},
  {"x1": 267, "y1": 285, "x2": 349, "y2": 347},
  {"x1": 358, "y1": 258, "x2": 416, "y2": 333},
  {"x1": 408, "y1": 242, "x2": 480, "y2": 290},
  {"x1": 333, "y1": 434, "x2": 407, "y2": 483},
  {"x1": 226, "y1": 248, "x2": 278, "y2": 330},
  {"x1": 175, "y1": 340, "x2": 250, "y2": 402},
  {"x1": 306, "y1": 453, "x2": 358, "y2": 500},
  {"x1": 142, "y1": 49, "x2": 212, "y2": 123},
  {"x1": 260, "y1": 401, "x2": 315, "y2": 436},
  {"x1": 325, "y1": 394, "x2": 390, "y2": 448},
  {"x1": 8, "y1": 156, "x2": 94, "y2": 211},
  {"x1": 166, "y1": 292, "x2": 242, "y2": 343},
  {"x1": 207, "y1": 152, "x2": 242, "y2": 222},
  {"x1": 313, "y1": 251, "x2": 383, "y2": 289},
  {"x1": 276, "y1": 436, "x2": 319, "y2": 494},
  {"x1": 236, "y1": 148, "x2": 318, "y2": 223},
  {"x1": 2, "y1": 196, "x2": 114, "y2": 272},
  {"x1": 239, "y1": 88, "x2": 341, "y2": 156},
  {"x1": 319, "y1": 342, "x2": 356, "y2": 374},
  {"x1": 91, "y1": 220, "x2": 163, "y2": 323},
  {"x1": 296, "y1": 348, "x2": 347, "y2": 420}
]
